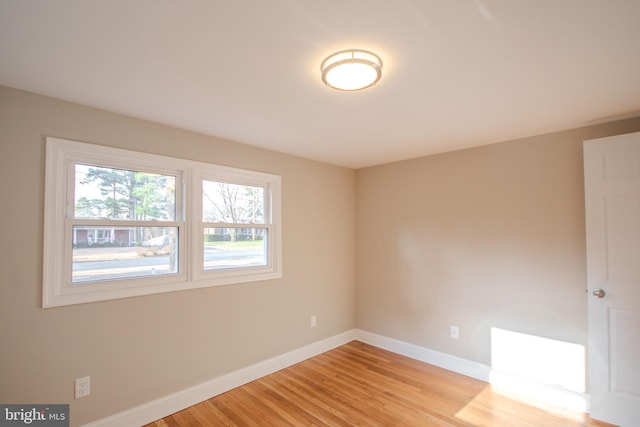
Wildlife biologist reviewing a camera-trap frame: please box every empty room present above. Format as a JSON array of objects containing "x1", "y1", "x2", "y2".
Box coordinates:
[{"x1": 1, "y1": 1, "x2": 639, "y2": 426}]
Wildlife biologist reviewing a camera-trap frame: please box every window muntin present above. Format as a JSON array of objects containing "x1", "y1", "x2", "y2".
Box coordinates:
[{"x1": 43, "y1": 137, "x2": 281, "y2": 307}]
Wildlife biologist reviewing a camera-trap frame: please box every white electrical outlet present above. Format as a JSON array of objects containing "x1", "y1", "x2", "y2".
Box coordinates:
[
  {"x1": 75, "y1": 376, "x2": 90, "y2": 399},
  {"x1": 311, "y1": 315, "x2": 317, "y2": 327},
  {"x1": 450, "y1": 325, "x2": 459, "y2": 340}
]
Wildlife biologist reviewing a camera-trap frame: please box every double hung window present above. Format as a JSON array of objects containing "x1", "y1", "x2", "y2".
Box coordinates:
[{"x1": 43, "y1": 137, "x2": 281, "y2": 307}]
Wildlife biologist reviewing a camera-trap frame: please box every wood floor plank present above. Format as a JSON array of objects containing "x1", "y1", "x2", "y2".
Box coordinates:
[
  {"x1": 255, "y1": 372, "x2": 353, "y2": 426},
  {"x1": 301, "y1": 358, "x2": 457, "y2": 426},
  {"x1": 275, "y1": 366, "x2": 382, "y2": 426},
  {"x1": 237, "y1": 380, "x2": 324, "y2": 426},
  {"x1": 197, "y1": 401, "x2": 237, "y2": 427},
  {"x1": 144, "y1": 341, "x2": 615, "y2": 427}
]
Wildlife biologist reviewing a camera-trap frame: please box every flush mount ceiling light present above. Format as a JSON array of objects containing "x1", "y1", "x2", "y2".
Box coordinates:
[{"x1": 321, "y1": 49, "x2": 383, "y2": 91}]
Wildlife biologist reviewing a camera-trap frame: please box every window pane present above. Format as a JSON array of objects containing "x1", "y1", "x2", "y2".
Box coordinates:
[
  {"x1": 72, "y1": 226, "x2": 178, "y2": 283},
  {"x1": 202, "y1": 180, "x2": 265, "y2": 224},
  {"x1": 203, "y1": 227, "x2": 267, "y2": 270},
  {"x1": 74, "y1": 164, "x2": 176, "y2": 220}
]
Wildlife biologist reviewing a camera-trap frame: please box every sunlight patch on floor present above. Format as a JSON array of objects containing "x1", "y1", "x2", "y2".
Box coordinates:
[
  {"x1": 488, "y1": 327, "x2": 587, "y2": 413},
  {"x1": 490, "y1": 327, "x2": 585, "y2": 392},
  {"x1": 455, "y1": 385, "x2": 592, "y2": 427}
]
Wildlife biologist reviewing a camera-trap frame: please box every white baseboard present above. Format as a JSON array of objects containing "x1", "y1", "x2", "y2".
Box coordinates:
[
  {"x1": 355, "y1": 329, "x2": 589, "y2": 413},
  {"x1": 84, "y1": 328, "x2": 589, "y2": 426},
  {"x1": 355, "y1": 329, "x2": 492, "y2": 381},
  {"x1": 82, "y1": 329, "x2": 357, "y2": 427}
]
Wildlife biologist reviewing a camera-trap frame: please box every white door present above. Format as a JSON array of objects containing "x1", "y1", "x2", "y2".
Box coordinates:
[{"x1": 584, "y1": 131, "x2": 640, "y2": 426}]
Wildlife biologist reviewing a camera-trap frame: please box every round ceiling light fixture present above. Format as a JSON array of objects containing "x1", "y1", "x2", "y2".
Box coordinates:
[{"x1": 321, "y1": 49, "x2": 383, "y2": 91}]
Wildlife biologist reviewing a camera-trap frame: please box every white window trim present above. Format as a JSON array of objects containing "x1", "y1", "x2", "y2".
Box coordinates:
[
  {"x1": 192, "y1": 167, "x2": 281, "y2": 284},
  {"x1": 43, "y1": 137, "x2": 282, "y2": 308}
]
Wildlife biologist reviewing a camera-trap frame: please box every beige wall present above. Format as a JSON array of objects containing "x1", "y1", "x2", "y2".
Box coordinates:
[
  {"x1": 355, "y1": 116, "x2": 640, "y2": 368},
  {"x1": 0, "y1": 86, "x2": 356, "y2": 425}
]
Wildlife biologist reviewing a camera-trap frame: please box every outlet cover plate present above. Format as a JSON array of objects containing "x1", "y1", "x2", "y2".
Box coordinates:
[
  {"x1": 450, "y1": 325, "x2": 460, "y2": 340},
  {"x1": 75, "y1": 376, "x2": 90, "y2": 399}
]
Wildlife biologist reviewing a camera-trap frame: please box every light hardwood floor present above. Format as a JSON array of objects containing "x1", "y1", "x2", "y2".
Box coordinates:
[{"x1": 144, "y1": 341, "x2": 614, "y2": 426}]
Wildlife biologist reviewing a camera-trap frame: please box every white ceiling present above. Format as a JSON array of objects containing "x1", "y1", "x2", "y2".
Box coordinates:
[{"x1": 1, "y1": 1, "x2": 639, "y2": 168}]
